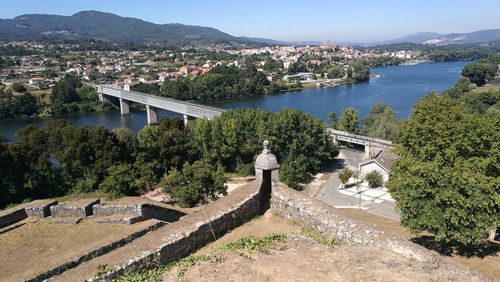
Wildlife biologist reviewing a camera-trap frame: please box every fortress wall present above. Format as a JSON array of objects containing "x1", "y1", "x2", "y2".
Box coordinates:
[{"x1": 271, "y1": 183, "x2": 435, "y2": 262}]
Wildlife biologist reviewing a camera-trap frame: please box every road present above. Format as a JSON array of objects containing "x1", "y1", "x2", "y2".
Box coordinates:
[{"x1": 316, "y1": 149, "x2": 400, "y2": 221}]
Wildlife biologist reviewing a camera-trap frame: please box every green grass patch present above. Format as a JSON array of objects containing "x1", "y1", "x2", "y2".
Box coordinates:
[
  {"x1": 219, "y1": 233, "x2": 287, "y2": 252},
  {"x1": 302, "y1": 230, "x2": 336, "y2": 249},
  {"x1": 113, "y1": 265, "x2": 172, "y2": 282}
]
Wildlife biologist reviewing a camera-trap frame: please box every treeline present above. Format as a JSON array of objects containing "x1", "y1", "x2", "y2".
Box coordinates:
[
  {"x1": 161, "y1": 65, "x2": 287, "y2": 101},
  {"x1": 0, "y1": 75, "x2": 111, "y2": 119},
  {"x1": 0, "y1": 108, "x2": 338, "y2": 208},
  {"x1": 0, "y1": 92, "x2": 39, "y2": 119},
  {"x1": 461, "y1": 55, "x2": 499, "y2": 86},
  {"x1": 50, "y1": 75, "x2": 108, "y2": 116},
  {"x1": 425, "y1": 49, "x2": 492, "y2": 62}
]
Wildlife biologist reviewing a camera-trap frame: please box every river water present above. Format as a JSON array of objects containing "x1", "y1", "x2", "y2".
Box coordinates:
[{"x1": 0, "y1": 61, "x2": 470, "y2": 141}]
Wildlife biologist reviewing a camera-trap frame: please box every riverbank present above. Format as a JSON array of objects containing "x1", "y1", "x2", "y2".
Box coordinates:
[{"x1": 0, "y1": 61, "x2": 471, "y2": 142}]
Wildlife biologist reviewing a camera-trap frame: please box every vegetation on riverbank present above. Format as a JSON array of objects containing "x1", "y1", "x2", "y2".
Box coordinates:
[
  {"x1": 0, "y1": 108, "x2": 337, "y2": 209},
  {"x1": 160, "y1": 65, "x2": 288, "y2": 101},
  {"x1": 0, "y1": 75, "x2": 115, "y2": 119}
]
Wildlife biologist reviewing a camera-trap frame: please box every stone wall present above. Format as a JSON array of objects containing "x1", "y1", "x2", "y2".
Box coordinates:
[
  {"x1": 141, "y1": 204, "x2": 186, "y2": 222},
  {"x1": 25, "y1": 200, "x2": 58, "y2": 218},
  {"x1": 97, "y1": 184, "x2": 262, "y2": 280},
  {"x1": 50, "y1": 199, "x2": 100, "y2": 218},
  {"x1": 0, "y1": 207, "x2": 27, "y2": 229},
  {"x1": 271, "y1": 183, "x2": 437, "y2": 262},
  {"x1": 92, "y1": 204, "x2": 142, "y2": 217}
]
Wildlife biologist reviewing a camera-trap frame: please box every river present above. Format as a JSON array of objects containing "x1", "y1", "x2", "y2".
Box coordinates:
[{"x1": 0, "y1": 61, "x2": 470, "y2": 141}]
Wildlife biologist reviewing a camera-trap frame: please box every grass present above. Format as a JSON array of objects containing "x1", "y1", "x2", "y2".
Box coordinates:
[
  {"x1": 114, "y1": 233, "x2": 288, "y2": 281},
  {"x1": 113, "y1": 265, "x2": 172, "y2": 282},
  {"x1": 219, "y1": 233, "x2": 287, "y2": 252},
  {"x1": 113, "y1": 255, "x2": 213, "y2": 281},
  {"x1": 302, "y1": 230, "x2": 336, "y2": 249}
]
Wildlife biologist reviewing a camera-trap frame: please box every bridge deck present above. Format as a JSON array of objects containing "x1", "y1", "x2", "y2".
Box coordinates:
[
  {"x1": 98, "y1": 86, "x2": 226, "y2": 119},
  {"x1": 328, "y1": 128, "x2": 394, "y2": 147}
]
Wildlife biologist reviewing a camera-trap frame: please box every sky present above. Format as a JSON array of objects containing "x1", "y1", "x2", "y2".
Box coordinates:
[{"x1": 1, "y1": 0, "x2": 500, "y2": 42}]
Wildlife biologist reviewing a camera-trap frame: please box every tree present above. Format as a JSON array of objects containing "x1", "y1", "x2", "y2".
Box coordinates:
[
  {"x1": 361, "y1": 103, "x2": 398, "y2": 140},
  {"x1": 328, "y1": 110, "x2": 338, "y2": 129},
  {"x1": 287, "y1": 62, "x2": 308, "y2": 74},
  {"x1": 162, "y1": 160, "x2": 227, "y2": 207},
  {"x1": 462, "y1": 61, "x2": 498, "y2": 86},
  {"x1": 365, "y1": 170, "x2": 384, "y2": 188},
  {"x1": 339, "y1": 108, "x2": 359, "y2": 133},
  {"x1": 338, "y1": 168, "x2": 352, "y2": 188},
  {"x1": 443, "y1": 77, "x2": 474, "y2": 99},
  {"x1": 387, "y1": 93, "x2": 499, "y2": 247},
  {"x1": 99, "y1": 164, "x2": 141, "y2": 198},
  {"x1": 326, "y1": 65, "x2": 345, "y2": 78},
  {"x1": 0, "y1": 135, "x2": 18, "y2": 208},
  {"x1": 12, "y1": 83, "x2": 27, "y2": 93},
  {"x1": 350, "y1": 62, "x2": 370, "y2": 82}
]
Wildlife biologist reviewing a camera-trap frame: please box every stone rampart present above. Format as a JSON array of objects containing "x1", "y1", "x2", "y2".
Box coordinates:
[
  {"x1": 95, "y1": 183, "x2": 261, "y2": 280},
  {"x1": 271, "y1": 183, "x2": 437, "y2": 262}
]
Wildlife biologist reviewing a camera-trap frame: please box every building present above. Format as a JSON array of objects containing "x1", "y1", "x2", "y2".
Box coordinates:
[
  {"x1": 29, "y1": 77, "x2": 44, "y2": 85},
  {"x1": 358, "y1": 151, "x2": 395, "y2": 183}
]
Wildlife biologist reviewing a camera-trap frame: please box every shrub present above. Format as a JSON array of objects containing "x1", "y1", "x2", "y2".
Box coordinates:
[
  {"x1": 338, "y1": 168, "x2": 353, "y2": 188},
  {"x1": 365, "y1": 170, "x2": 384, "y2": 188},
  {"x1": 162, "y1": 160, "x2": 227, "y2": 207}
]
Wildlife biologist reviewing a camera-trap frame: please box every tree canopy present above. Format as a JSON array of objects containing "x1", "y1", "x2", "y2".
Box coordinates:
[{"x1": 387, "y1": 93, "x2": 499, "y2": 246}]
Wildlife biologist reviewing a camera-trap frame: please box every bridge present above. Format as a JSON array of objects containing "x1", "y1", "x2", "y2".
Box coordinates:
[
  {"x1": 97, "y1": 85, "x2": 226, "y2": 125},
  {"x1": 328, "y1": 128, "x2": 394, "y2": 158}
]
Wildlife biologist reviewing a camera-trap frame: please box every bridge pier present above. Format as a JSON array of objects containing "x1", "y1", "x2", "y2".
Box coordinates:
[
  {"x1": 119, "y1": 98, "x2": 130, "y2": 115},
  {"x1": 364, "y1": 142, "x2": 371, "y2": 158},
  {"x1": 98, "y1": 93, "x2": 112, "y2": 104},
  {"x1": 146, "y1": 105, "x2": 158, "y2": 124},
  {"x1": 183, "y1": 114, "x2": 189, "y2": 126}
]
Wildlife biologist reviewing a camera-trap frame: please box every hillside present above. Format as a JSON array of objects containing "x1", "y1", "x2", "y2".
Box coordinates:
[
  {"x1": 372, "y1": 29, "x2": 500, "y2": 46},
  {"x1": 0, "y1": 10, "x2": 253, "y2": 47}
]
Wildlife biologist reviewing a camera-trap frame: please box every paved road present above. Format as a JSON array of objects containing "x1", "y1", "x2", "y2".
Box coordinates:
[{"x1": 317, "y1": 149, "x2": 400, "y2": 221}]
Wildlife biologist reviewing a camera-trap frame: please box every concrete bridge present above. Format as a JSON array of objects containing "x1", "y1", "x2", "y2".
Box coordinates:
[
  {"x1": 97, "y1": 85, "x2": 226, "y2": 125},
  {"x1": 328, "y1": 128, "x2": 394, "y2": 158}
]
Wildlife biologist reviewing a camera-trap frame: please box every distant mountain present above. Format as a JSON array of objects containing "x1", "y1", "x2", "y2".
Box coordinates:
[
  {"x1": 422, "y1": 29, "x2": 500, "y2": 45},
  {"x1": 380, "y1": 32, "x2": 443, "y2": 45},
  {"x1": 366, "y1": 29, "x2": 500, "y2": 46},
  {"x1": 0, "y1": 10, "x2": 254, "y2": 47},
  {"x1": 239, "y1": 36, "x2": 289, "y2": 46}
]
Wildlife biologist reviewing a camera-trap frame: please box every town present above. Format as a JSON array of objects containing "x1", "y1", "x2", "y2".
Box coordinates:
[{"x1": 0, "y1": 40, "x2": 420, "y2": 95}]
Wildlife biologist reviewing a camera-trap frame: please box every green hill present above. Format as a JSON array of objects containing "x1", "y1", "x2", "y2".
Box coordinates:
[{"x1": 0, "y1": 10, "x2": 252, "y2": 47}]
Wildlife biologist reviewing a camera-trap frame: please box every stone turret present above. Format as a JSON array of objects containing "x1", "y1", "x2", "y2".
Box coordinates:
[{"x1": 255, "y1": 140, "x2": 279, "y2": 213}]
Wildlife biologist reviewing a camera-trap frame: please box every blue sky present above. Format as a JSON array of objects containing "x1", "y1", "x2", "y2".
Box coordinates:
[{"x1": 1, "y1": 0, "x2": 499, "y2": 42}]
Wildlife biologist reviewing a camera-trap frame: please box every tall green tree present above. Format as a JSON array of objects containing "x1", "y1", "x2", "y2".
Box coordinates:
[
  {"x1": 361, "y1": 103, "x2": 398, "y2": 140},
  {"x1": 162, "y1": 160, "x2": 227, "y2": 207},
  {"x1": 328, "y1": 110, "x2": 338, "y2": 129},
  {"x1": 387, "y1": 93, "x2": 499, "y2": 247},
  {"x1": 339, "y1": 108, "x2": 360, "y2": 133}
]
